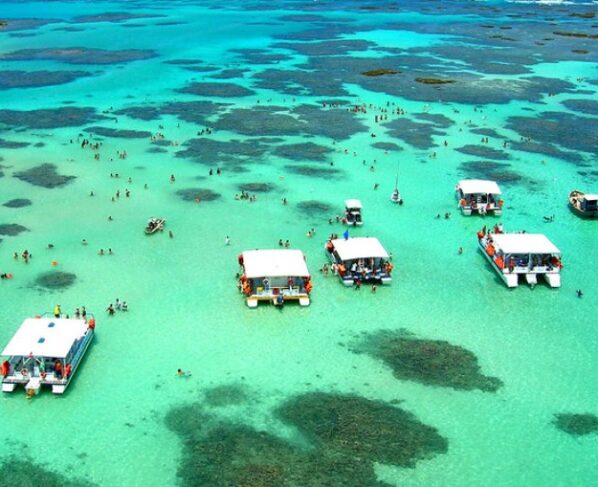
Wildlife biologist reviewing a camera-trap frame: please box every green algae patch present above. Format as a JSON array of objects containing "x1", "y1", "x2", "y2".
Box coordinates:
[
  {"x1": 362, "y1": 69, "x2": 399, "y2": 77},
  {"x1": 3, "y1": 198, "x2": 32, "y2": 208},
  {"x1": 553, "y1": 31, "x2": 598, "y2": 39},
  {"x1": 13, "y1": 163, "x2": 75, "y2": 188},
  {"x1": 553, "y1": 413, "x2": 598, "y2": 436},
  {"x1": 297, "y1": 200, "x2": 332, "y2": 216},
  {"x1": 0, "y1": 457, "x2": 94, "y2": 486},
  {"x1": 176, "y1": 188, "x2": 221, "y2": 202},
  {"x1": 35, "y1": 271, "x2": 77, "y2": 290},
  {"x1": 238, "y1": 183, "x2": 275, "y2": 193},
  {"x1": 0, "y1": 223, "x2": 28, "y2": 236},
  {"x1": 415, "y1": 78, "x2": 456, "y2": 85},
  {"x1": 277, "y1": 392, "x2": 448, "y2": 468},
  {"x1": 165, "y1": 403, "x2": 388, "y2": 487},
  {"x1": 356, "y1": 331, "x2": 503, "y2": 392},
  {"x1": 203, "y1": 384, "x2": 249, "y2": 407}
]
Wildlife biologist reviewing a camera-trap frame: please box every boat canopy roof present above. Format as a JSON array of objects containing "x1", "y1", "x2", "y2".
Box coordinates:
[
  {"x1": 458, "y1": 179, "x2": 501, "y2": 195},
  {"x1": 1, "y1": 318, "x2": 89, "y2": 359},
  {"x1": 242, "y1": 249, "x2": 310, "y2": 278},
  {"x1": 582, "y1": 194, "x2": 598, "y2": 202},
  {"x1": 491, "y1": 233, "x2": 560, "y2": 255},
  {"x1": 344, "y1": 199, "x2": 363, "y2": 209},
  {"x1": 331, "y1": 237, "x2": 389, "y2": 260}
]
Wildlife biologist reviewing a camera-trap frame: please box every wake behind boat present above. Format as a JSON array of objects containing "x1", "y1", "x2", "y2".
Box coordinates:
[
  {"x1": 569, "y1": 190, "x2": 598, "y2": 218},
  {"x1": 145, "y1": 217, "x2": 166, "y2": 234}
]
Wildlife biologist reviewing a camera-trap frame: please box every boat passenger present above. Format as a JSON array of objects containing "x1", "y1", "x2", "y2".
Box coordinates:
[
  {"x1": 55, "y1": 361, "x2": 62, "y2": 379},
  {"x1": 1, "y1": 360, "x2": 10, "y2": 377}
]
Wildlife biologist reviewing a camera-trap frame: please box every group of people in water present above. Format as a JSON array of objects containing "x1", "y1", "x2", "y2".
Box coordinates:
[
  {"x1": 235, "y1": 191, "x2": 257, "y2": 202},
  {"x1": 106, "y1": 298, "x2": 128, "y2": 315}
]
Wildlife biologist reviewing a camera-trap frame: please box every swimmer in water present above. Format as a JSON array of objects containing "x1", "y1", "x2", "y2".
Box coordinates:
[{"x1": 177, "y1": 369, "x2": 191, "y2": 377}]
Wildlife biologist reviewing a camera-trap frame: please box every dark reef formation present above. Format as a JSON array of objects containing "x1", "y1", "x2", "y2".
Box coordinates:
[
  {"x1": 35, "y1": 271, "x2": 77, "y2": 290},
  {"x1": 353, "y1": 330, "x2": 503, "y2": 392},
  {"x1": 13, "y1": 163, "x2": 76, "y2": 188},
  {"x1": 553, "y1": 413, "x2": 598, "y2": 436}
]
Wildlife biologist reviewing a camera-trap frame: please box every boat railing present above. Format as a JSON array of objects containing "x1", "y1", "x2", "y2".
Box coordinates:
[{"x1": 254, "y1": 286, "x2": 305, "y2": 296}]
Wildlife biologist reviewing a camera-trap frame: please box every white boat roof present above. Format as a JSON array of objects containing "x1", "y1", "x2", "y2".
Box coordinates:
[
  {"x1": 344, "y1": 199, "x2": 363, "y2": 209},
  {"x1": 331, "y1": 237, "x2": 389, "y2": 260},
  {"x1": 242, "y1": 249, "x2": 310, "y2": 278},
  {"x1": 458, "y1": 179, "x2": 502, "y2": 195},
  {"x1": 582, "y1": 194, "x2": 598, "y2": 201},
  {"x1": 1, "y1": 318, "x2": 89, "y2": 359},
  {"x1": 491, "y1": 233, "x2": 560, "y2": 255}
]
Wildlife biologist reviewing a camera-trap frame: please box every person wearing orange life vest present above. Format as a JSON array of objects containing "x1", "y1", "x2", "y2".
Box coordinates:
[
  {"x1": 1, "y1": 360, "x2": 9, "y2": 377},
  {"x1": 54, "y1": 360, "x2": 63, "y2": 379}
]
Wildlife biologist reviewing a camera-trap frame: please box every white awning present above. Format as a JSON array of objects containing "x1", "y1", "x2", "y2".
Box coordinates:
[
  {"x1": 344, "y1": 199, "x2": 363, "y2": 209},
  {"x1": 457, "y1": 179, "x2": 501, "y2": 195},
  {"x1": 582, "y1": 194, "x2": 598, "y2": 202},
  {"x1": 491, "y1": 233, "x2": 560, "y2": 255},
  {"x1": 331, "y1": 237, "x2": 389, "y2": 261},
  {"x1": 2, "y1": 318, "x2": 89, "y2": 359},
  {"x1": 242, "y1": 249, "x2": 310, "y2": 278}
]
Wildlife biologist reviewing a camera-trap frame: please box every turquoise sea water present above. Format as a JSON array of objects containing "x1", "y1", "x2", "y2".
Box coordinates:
[{"x1": 0, "y1": 1, "x2": 597, "y2": 485}]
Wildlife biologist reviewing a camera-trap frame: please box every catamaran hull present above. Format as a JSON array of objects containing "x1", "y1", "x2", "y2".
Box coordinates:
[{"x1": 479, "y1": 242, "x2": 560, "y2": 288}]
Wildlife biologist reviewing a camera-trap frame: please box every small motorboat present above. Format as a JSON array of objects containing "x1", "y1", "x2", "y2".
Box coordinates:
[
  {"x1": 343, "y1": 199, "x2": 363, "y2": 226},
  {"x1": 145, "y1": 217, "x2": 166, "y2": 234},
  {"x1": 569, "y1": 190, "x2": 598, "y2": 218}
]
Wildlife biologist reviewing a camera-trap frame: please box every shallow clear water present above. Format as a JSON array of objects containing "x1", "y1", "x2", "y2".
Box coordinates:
[{"x1": 0, "y1": 1, "x2": 596, "y2": 485}]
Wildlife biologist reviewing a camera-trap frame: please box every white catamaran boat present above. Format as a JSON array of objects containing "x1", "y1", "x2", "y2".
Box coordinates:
[
  {"x1": 343, "y1": 199, "x2": 363, "y2": 226},
  {"x1": 325, "y1": 237, "x2": 393, "y2": 286},
  {"x1": 477, "y1": 229, "x2": 562, "y2": 288},
  {"x1": 456, "y1": 180, "x2": 503, "y2": 216},
  {"x1": 238, "y1": 249, "x2": 312, "y2": 308},
  {"x1": 1, "y1": 315, "x2": 95, "y2": 395}
]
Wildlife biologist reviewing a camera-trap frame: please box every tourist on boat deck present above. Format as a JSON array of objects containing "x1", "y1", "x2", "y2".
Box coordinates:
[
  {"x1": 55, "y1": 360, "x2": 62, "y2": 379},
  {"x1": 1, "y1": 360, "x2": 10, "y2": 377}
]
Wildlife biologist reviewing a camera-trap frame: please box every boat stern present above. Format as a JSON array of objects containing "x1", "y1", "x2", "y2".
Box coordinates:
[{"x1": 544, "y1": 273, "x2": 561, "y2": 288}]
